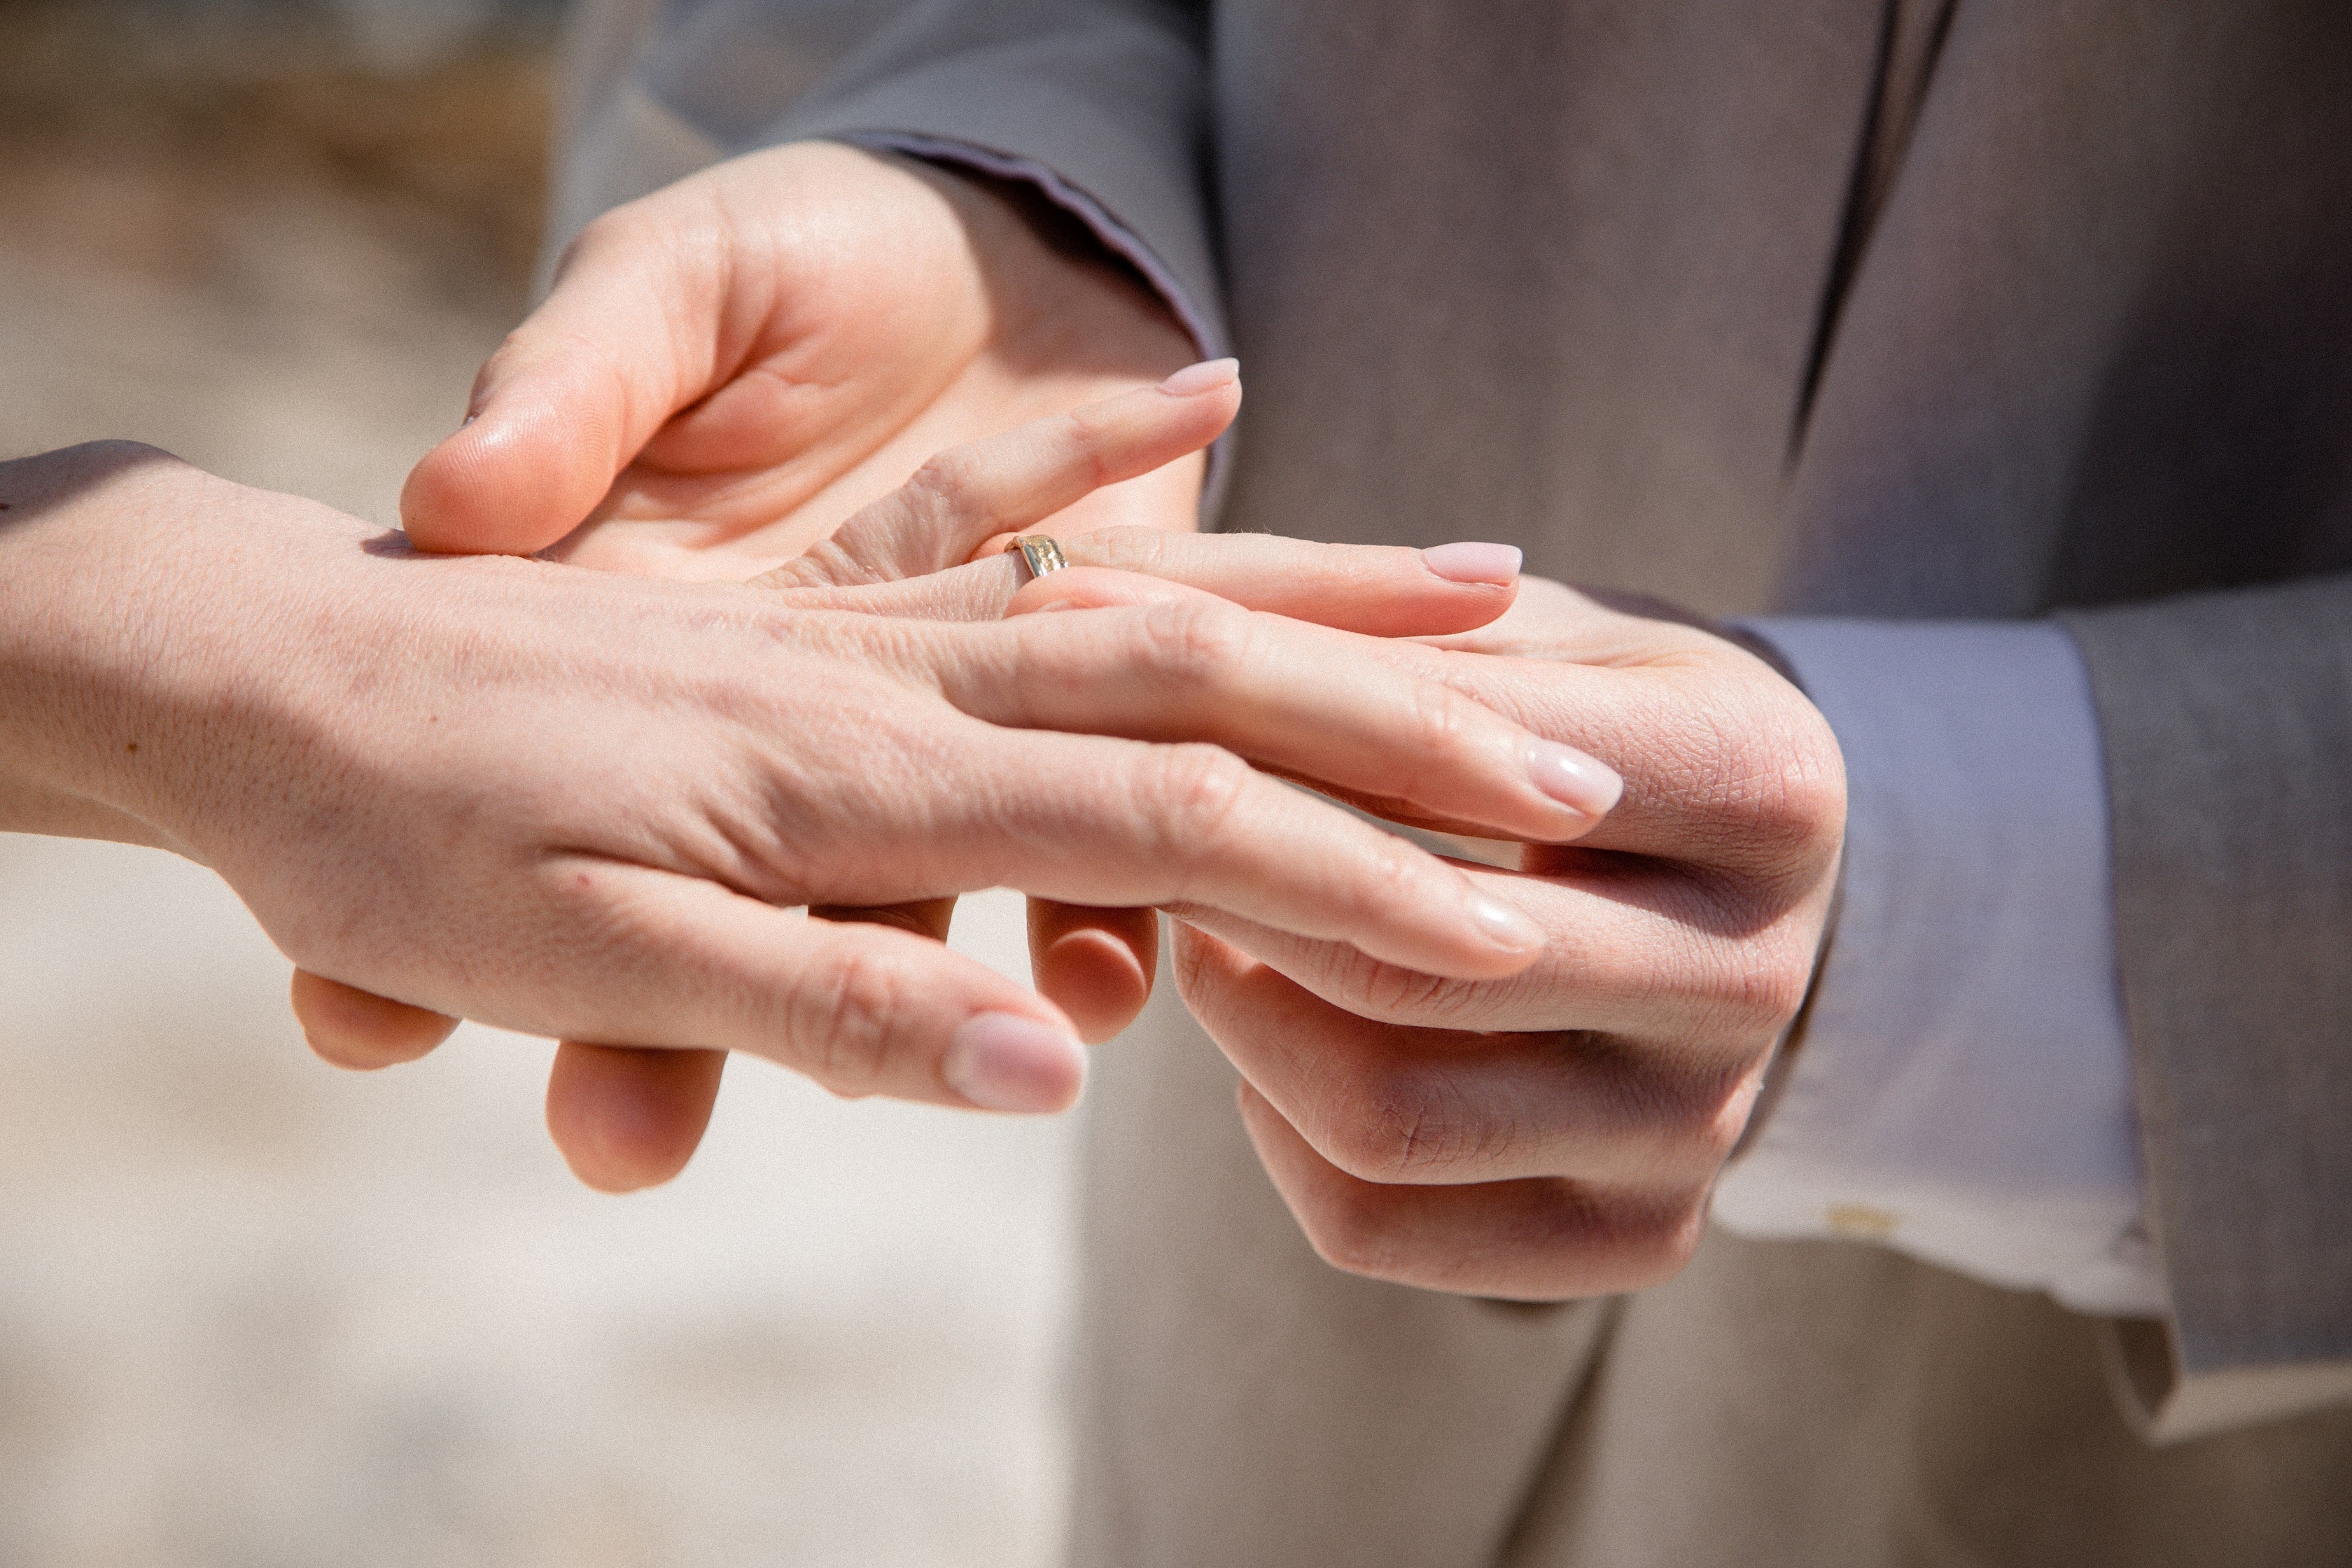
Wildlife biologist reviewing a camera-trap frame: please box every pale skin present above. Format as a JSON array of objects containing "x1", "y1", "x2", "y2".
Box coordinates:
[
  {"x1": 0, "y1": 421, "x2": 1606, "y2": 1128},
  {"x1": 204, "y1": 139, "x2": 1848, "y2": 1298}
]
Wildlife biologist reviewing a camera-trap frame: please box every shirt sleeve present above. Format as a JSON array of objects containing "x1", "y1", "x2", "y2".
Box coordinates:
[{"x1": 1708, "y1": 617, "x2": 2168, "y2": 1320}]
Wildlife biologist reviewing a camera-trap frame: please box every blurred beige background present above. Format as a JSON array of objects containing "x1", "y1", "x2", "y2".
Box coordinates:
[{"x1": 0, "y1": 5, "x2": 1076, "y2": 1562}]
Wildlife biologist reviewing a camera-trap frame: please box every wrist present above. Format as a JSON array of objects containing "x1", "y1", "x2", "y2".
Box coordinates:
[
  {"x1": 876, "y1": 146, "x2": 1200, "y2": 381},
  {"x1": 0, "y1": 445, "x2": 345, "y2": 857}
]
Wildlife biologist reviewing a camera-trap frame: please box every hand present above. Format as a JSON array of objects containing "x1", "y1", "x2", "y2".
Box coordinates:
[
  {"x1": 1050, "y1": 573, "x2": 1847, "y2": 1300},
  {"x1": 304, "y1": 372, "x2": 1561, "y2": 1189},
  {"x1": 378, "y1": 139, "x2": 1213, "y2": 1186},
  {"x1": 0, "y1": 443, "x2": 1602, "y2": 1149},
  {"x1": 399, "y1": 139, "x2": 1205, "y2": 575}
]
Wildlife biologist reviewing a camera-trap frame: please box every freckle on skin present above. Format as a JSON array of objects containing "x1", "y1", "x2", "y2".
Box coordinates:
[{"x1": 125, "y1": 741, "x2": 138, "y2": 753}]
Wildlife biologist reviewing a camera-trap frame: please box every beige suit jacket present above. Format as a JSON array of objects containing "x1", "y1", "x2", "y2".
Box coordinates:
[{"x1": 555, "y1": 1, "x2": 2352, "y2": 1562}]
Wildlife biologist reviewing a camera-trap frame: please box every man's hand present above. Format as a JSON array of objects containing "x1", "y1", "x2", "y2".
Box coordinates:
[
  {"x1": 1018, "y1": 572, "x2": 1847, "y2": 1300},
  {"x1": 400, "y1": 139, "x2": 1205, "y2": 575}
]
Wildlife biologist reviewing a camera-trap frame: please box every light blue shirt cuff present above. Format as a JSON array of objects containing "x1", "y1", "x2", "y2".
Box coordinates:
[{"x1": 1710, "y1": 619, "x2": 2166, "y2": 1319}]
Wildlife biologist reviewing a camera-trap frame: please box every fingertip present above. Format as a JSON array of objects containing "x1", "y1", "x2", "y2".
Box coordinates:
[
  {"x1": 545, "y1": 1042, "x2": 725, "y2": 1193},
  {"x1": 1420, "y1": 541, "x2": 1522, "y2": 587},
  {"x1": 1156, "y1": 358, "x2": 1240, "y2": 398},
  {"x1": 291, "y1": 969, "x2": 459, "y2": 1070},
  {"x1": 1032, "y1": 920, "x2": 1155, "y2": 1043},
  {"x1": 400, "y1": 392, "x2": 617, "y2": 557},
  {"x1": 940, "y1": 1011, "x2": 1087, "y2": 1114}
]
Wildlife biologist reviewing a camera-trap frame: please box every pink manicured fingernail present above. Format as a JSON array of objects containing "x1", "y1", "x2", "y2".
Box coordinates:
[
  {"x1": 1470, "y1": 894, "x2": 1545, "y2": 955},
  {"x1": 1158, "y1": 358, "x2": 1240, "y2": 396},
  {"x1": 1422, "y1": 542, "x2": 1522, "y2": 584},
  {"x1": 1527, "y1": 740, "x2": 1623, "y2": 818},
  {"x1": 943, "y1": 1012, "x2": 1086, "y2": 1113}
]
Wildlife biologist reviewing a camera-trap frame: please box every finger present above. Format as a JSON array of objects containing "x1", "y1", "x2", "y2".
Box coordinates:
[
  {"x1": 1224, "y1": 603, "x2": 1845, "y2": 879},
  {"x1": 1236, "y1": 1081, "x2": 1709, "y2": 1299},
  {"x1": 1028, "y1": 899, "x2": 1158, "y2": 1043},
  {"x1": 291, "y1": 968, "x2": 459, "y2": 1069},
  {"x1": 810, "y1": 896, "x2": 959, "y2": 942},
  {"x1": 536, "y1": 897, "x2": 964, "y2": 1194},
  {"x1": 545, "y1": 1043, "x2": 726, "y2": 1193},
  {"x1": 1172, "y1": 862, "x2": 1816, "y2": 1043},
  {"x1": 932, "y1": 598, "x2": 1621, "y2": 844},
  {"x1": 1173, "y1": 923, "x2": 1758, "y2": 1190},
  {"x1": 1011, "y1": 533, "x2": 1522, "y2": 637},
  {"x1": 769, "y1": 531, "x2": 1522, "y2": 637},
  {"x1": 757, "y1": 360, "x2": 1241, "y2": 591},
  {"x1": 523, "y1": 861, "x2": 1087, "y2": 1113},
  {"x1": 400, "y1": 200, "x2": 729, "y2": 555},
  {"x1": 893, "y1": 722, "x2": 1546, "y2": 982}
]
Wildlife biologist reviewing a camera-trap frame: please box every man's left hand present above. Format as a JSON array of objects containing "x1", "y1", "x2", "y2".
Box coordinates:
[{"x1": 1085, "y1": 575, "x2": 1848, "y2": 1298}]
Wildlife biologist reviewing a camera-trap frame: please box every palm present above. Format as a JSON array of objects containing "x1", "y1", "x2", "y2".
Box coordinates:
[{"x1": 411, "y1": 140, "x2": 1202, "y2": 582}]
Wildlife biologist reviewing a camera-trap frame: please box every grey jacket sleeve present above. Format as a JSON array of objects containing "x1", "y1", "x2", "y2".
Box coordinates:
[
  {"x1": 549, "y1": 0, "x2": 1222, "y2": 346},
  {"x1": 2062, "y1": 574, "x2": 2352, "y2": 1441}
]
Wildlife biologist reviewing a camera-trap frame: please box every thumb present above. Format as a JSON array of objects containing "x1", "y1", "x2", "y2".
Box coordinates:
[{"x1": 401, "y1": 214, "x2": 720, "y2": 555}]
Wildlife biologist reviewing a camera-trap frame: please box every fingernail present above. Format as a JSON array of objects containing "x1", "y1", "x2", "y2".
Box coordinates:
[
  {"x1": 1421, "y1": 542, "x2": 1522, "y2": 584},
  {"x1": 1158, "y1": 358, "x2": 1240, "y2": 396},
  {"x1": 943, "y1": 1012, "x2": 1086, "y2": 1113},
  {"x1": 1527, "y1": 739, "x2": 1623, "y2": 818},
  {"x1": 1470, "y1": 894, "x2": 1546, "y2": 955}
]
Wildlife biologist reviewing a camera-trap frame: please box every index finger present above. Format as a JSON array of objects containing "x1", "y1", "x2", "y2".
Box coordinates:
[{"x1": 771, "y1": 528, "x2": 1525, "y2": 636}]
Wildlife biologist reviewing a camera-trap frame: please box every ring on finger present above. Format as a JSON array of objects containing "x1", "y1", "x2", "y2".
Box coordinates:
[{"x1": 1009, "y1": 535, "x2": 1071, "y2": 580}]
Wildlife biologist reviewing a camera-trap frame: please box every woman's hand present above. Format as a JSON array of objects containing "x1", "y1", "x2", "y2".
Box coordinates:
[
  {"x1": 1023, "y1": 570, "x2": 1847, "y2": 1300},
  {"x1": 0, "y1": 442, "x2": 1616, "y2": 1147},
  {"x1": 380, "y1": 138, "x2": 1217, "y2": 1186},
  {"x1": 307, "y1": 370, "x2": 1575, "y2": 1189}
]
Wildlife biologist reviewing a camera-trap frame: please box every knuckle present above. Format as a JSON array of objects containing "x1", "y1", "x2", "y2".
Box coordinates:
[
  {"x1": 1401, "y1": 680, "x2": 1474, "y2": 760},
  {"x1": 793, "y1": 941, "x2": 914, "y2": 1096},
  {"x1": 1705, "y1": 923, "x2": 1819, "y2": 1034},
  {"x1": 1168, "y1": 920, "x2": 1216, "y2": 1001},
  {"x1": 1303, "y1": 1199, "x2": 1410, "y2": 1282},
  {"x1": 1599, "y1": 1196, "x2": 1711, "y2": 1291},
  {"x1": 1629, "y1": 671, "x2": 1822, "y2": 855},
  {"x1": 1057, "y1": 403, "x2": 1120, "y2": 489},
  {"x1": 1088, "y1": 526, "x2": 1166, "y2": 573},
  {"x1": 1355, "y1": 955, "x2": 1480, "y2": 1024},
  {"x1": 1135, "y1": 598, "x2": 1254, "y2": 686},
  {"x1": 1322, "y1": 1069, "x2": 1483, "y2": 1184},
  {"x1": 1142, "y1": 744, "x2": 1254, "y2": 860},
  {"x1": 1647, "y1": 1067, "x2": 1760, "y2": 1181},
  {"x1": 902, "y1": 447, "x2": 986, "y2": 520},
  {"x1": 1335, "y1": 836, "x2": 1429, "y2": 944},
  {"x1": 1685, "y1": 684, "x2": 1849, "y2": 870},
  {"x1": 1749, "y1": 733, "x2": 1848, "y2": 867}
]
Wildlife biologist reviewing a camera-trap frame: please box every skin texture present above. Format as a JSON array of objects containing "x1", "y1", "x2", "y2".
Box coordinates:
[
  {"x1": 1011, "y1": 566, "x2": 1842, "y2": 1298},
  {"x1": 1147, "y1": 578, "x2": 1846, "y2": 1299},
  {"x1": 336, "y1": 137, "x2": 1848, "y2": 1297},
  {"x1": 388, "y1": 141, "x2": 1224, "y2": 1186},
  {"x1": 0, "y1": 437, "x2": 1595, "y2": 1141}
]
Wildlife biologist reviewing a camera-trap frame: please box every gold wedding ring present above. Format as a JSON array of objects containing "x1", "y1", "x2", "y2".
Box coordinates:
[{"x1": 1009, "y1": 535, "x2": 1071, "y2": 580}]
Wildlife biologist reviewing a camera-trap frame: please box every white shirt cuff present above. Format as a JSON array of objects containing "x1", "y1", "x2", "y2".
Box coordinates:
[{"x1": 1710, "y1": 619, "x2": 2166, "y2": 1320}]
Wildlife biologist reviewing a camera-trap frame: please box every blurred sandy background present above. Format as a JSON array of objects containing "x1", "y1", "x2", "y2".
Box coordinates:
[{"x1": 0, "y1": 4, "x2": 1077, "y2": 1562}]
